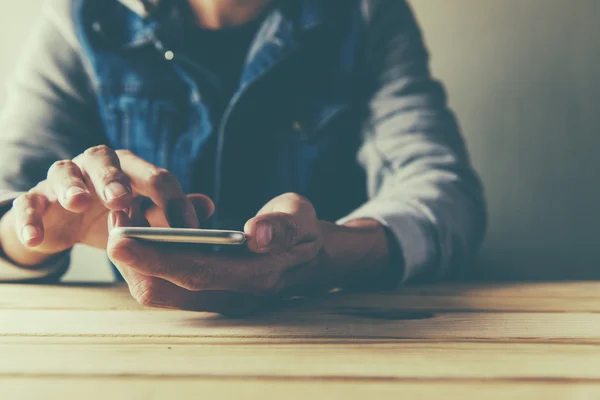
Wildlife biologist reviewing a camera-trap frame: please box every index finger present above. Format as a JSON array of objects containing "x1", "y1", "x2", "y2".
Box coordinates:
[
  {"x1": 74, "y1": 145, "x2": 133, "y2": 211},
  {"x1": 117, "y1": 150, "x2": 198, "y2": 228}
]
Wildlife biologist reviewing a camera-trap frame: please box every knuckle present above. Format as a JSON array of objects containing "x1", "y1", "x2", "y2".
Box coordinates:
[
  {"x1": 48, "y1": 159, "x2": 75, "y2": 175},
  {"x1": 101, "y1": 166, "x2": 122, "y2": 182},
  {"x1": 129, "y1": 279, "x2": 158, "y2": 307},
  {"x1": 12, "y1": 196, "x2": 25, "y2": 208},
  {"x1": 151, "y1": 259, "x2": 169, "y2": 276},
  {"x1": 314, "y1": 231, "x2": 325, "y2": 251},
  {"x1": 181, "y1": 260, "x2": 217, "y2": 291},
  {"x1": 84, "y1": 144, "x2": 113, "y2": 157},
  {"x1": 72, "y1": 153, "x2": 84, "y2": 165},
  {"x1": 147, "y1": 168, "x2": 175, "y2": 190},
  {"x1": 284, "y1": 218, "x2": 301, "y2": 245},
  {"x1": 63, "y1": 178, "x2": 84, "y2": 188},
  {"x1": 281, "y1": 192, "x2": 310, "y2": 204},
  {"x1": 23, "y1": 207, "x2": 36, "y2": 219},
  {"x1": 284, "y1": 192, "x2": 304, "y2": 200},
  {"x1": 259, "y1": 277, "x2": 279, "y2": 294},
  {"x1": 241, "y1": 262, "x2": 280, "y2": 295},
  {"x1": 13, "y1": 193, "x2": 34, "y2": 209},
  {"x1": 31, "y1": 181, "x2": 46, "y2": 193},
  {"x1": 180, "y1": 275, "x2": 199, "y2": 291},
  {"x1": 257, "y1": 269, "x2": 284, "y2": 295},
  {"x1": 107, "y1": 239, "x2": 138, "y2": 264},
  {"x1": 306, "y1": 241, "x2": 322, "y2": 261},
  {"x1": 53, "y1": 159, "x2": 74, "y2": 169},
  {"x1": 21, "y1": 193, "x2": 35, "y2": 203},
  {"x1": 116, "y1": 149, "x2": 134, "y2": 158},
  {"x1": 278, "y1": 193, "x2": 315, "y2": 216}
]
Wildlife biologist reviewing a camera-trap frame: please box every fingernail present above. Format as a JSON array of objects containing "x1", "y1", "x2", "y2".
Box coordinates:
[
  {"x1": 21, "y1": 225, "x2": 39, "y2": 242},
  {"x1": 104, "y1": 182, "x2": 129, "y2": 201},
  {"x1": 65, "y1": 186, "x2": 86, "y2": 199},
  {"x1": 256, "y1": 222, "x2": 272, "y2": 249}
]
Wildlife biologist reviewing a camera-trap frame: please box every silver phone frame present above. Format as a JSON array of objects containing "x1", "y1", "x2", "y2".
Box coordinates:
[{"x1": 110, "y1": 227, "x2": 246, "y2": 245}]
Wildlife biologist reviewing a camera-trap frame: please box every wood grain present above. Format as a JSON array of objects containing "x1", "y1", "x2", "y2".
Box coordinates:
[
  {"x1": 2, "y1": 309, "x2": 600, "y2": 340},
  {"x1": 0, "y1": 284, "x2": 142, "y2": 310},
  {"x1": 3, "y1": 377, "x2": 600, "y2": 400},
  {"x1": 4, "y1": 282, "x2": 600, "y2": 399},
  {"x1": 2, "y1": 338, "x2": 600, "y2": 380},
  {"x1": 5, "y1": 282, "x2": 600, "y2": 312}
]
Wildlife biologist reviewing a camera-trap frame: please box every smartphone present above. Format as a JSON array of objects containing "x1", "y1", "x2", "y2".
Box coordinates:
[{"x1": 110, "y1": 227, "x2": 246, "y2": 245}]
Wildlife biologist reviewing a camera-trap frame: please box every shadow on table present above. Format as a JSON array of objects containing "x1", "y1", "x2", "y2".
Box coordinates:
[
  {"x1": 179, "y1": 280, "x2": 541, "y2": 325},
  {"x1": 26, "y1": 280, "x2": 583, "y2": 328},
  {"x1": 178, "y1": 279, "x2": 597, "y2": 333}
]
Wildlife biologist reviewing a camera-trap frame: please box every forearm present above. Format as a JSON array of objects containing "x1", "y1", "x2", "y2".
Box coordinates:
[
  {"x1": 322, "y1": 219, "x2": 402, "y2": 289},
  {"x1": 367, "y1": 183, "x2": 484, "y2": 277},
  {"x1": 279, "y1": 218, "x2": 401, "y2": 294}
]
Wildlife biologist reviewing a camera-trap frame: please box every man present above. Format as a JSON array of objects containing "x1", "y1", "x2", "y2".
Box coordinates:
[{"x1": 0, "y1": 0, "x2": 485, "y2": 313}]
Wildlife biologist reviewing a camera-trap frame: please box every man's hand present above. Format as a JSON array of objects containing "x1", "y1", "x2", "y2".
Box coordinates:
[
  {"x1": 0, "y1": 146, "x2": 208, "y2": 266},
  {"x1": 107, "y1": 193, "x2": 393, "y2": 315}
]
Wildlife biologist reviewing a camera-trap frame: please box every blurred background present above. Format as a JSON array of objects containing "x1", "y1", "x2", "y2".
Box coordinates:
[{"x1": 0, "y1": 0, "x2": 599, "y2": 282}]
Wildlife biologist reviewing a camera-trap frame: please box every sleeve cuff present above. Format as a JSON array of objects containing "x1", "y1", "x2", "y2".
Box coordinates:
[
  {"x1": 0, "y1": 251, "x2": 71, "y2": 282},
  {"x1": 338, "y1": 200, "x2": 438, "y2": 285},
  {"x1": 0, "y1": 191, "x2": 71, "y2": 282}
]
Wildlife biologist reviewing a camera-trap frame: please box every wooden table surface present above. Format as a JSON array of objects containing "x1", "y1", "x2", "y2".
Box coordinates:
[{"x1": 2, "y1": 282, "x2": 600, "y2": 399}]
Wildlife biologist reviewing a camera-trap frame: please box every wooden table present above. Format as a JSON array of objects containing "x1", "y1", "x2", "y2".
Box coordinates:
[{"x1": 2, "y1": 282, "x2": 600, "y2": 399}]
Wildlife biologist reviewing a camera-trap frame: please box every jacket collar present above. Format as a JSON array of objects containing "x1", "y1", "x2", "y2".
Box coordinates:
[
  {"x1": 115, "y1": 0, "x2": 326, "y2": 31},
  {"x1": 105, "y1": 0, "x2": 327, "y2": 51}
]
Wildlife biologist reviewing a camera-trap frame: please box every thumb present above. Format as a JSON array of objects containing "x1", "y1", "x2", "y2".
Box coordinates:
[{"x1": 244, "y1": 193, "x2": 321, "y2": 255}]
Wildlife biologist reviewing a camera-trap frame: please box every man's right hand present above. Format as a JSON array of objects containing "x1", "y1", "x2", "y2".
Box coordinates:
[{"x1": 0, "y1": 146, "x2": 210, "y2": 267}]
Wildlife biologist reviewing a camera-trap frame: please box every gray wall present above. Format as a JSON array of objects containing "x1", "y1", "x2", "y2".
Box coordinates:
[
  {"x1": 0, "y1": 0, "x2": 599, "y2": 281},
  {"x1": 410, "y1": 0, "x2": 600, "y2": 280}
]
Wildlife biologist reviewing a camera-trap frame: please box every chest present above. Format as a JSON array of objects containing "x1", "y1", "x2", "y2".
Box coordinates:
[{"x1": 76, "y1": 2, "x2": 367, "y2": 224}]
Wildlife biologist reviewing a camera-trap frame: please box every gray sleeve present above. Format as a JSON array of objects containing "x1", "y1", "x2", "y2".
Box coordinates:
[
  {"x1": 0, "y1": 0, "x2": 104, "y2": 281},
  {"x1": 0, "y1": 0, "x2": 103, "y2": 194},
  {"x1": 339, "y1": 0, "x2": 487, "y2": 283}
]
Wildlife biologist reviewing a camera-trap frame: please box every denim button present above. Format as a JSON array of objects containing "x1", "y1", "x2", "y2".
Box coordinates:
[{"x1": 164, "y1": 50, "x2": 175, "y2": 61}]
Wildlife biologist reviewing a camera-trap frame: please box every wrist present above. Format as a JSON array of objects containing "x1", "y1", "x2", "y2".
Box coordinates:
[{"x1": 319, "y1": 218, "x2": 402, "y2": 290}]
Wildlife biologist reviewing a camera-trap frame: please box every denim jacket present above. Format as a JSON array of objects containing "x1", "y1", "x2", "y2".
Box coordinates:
[
  {"x1": 76, "y1": 0, "x2": 368, "y2": 229},
  {"x1": 0, "y1": 0, "x2": 486, "y2": 284}
]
